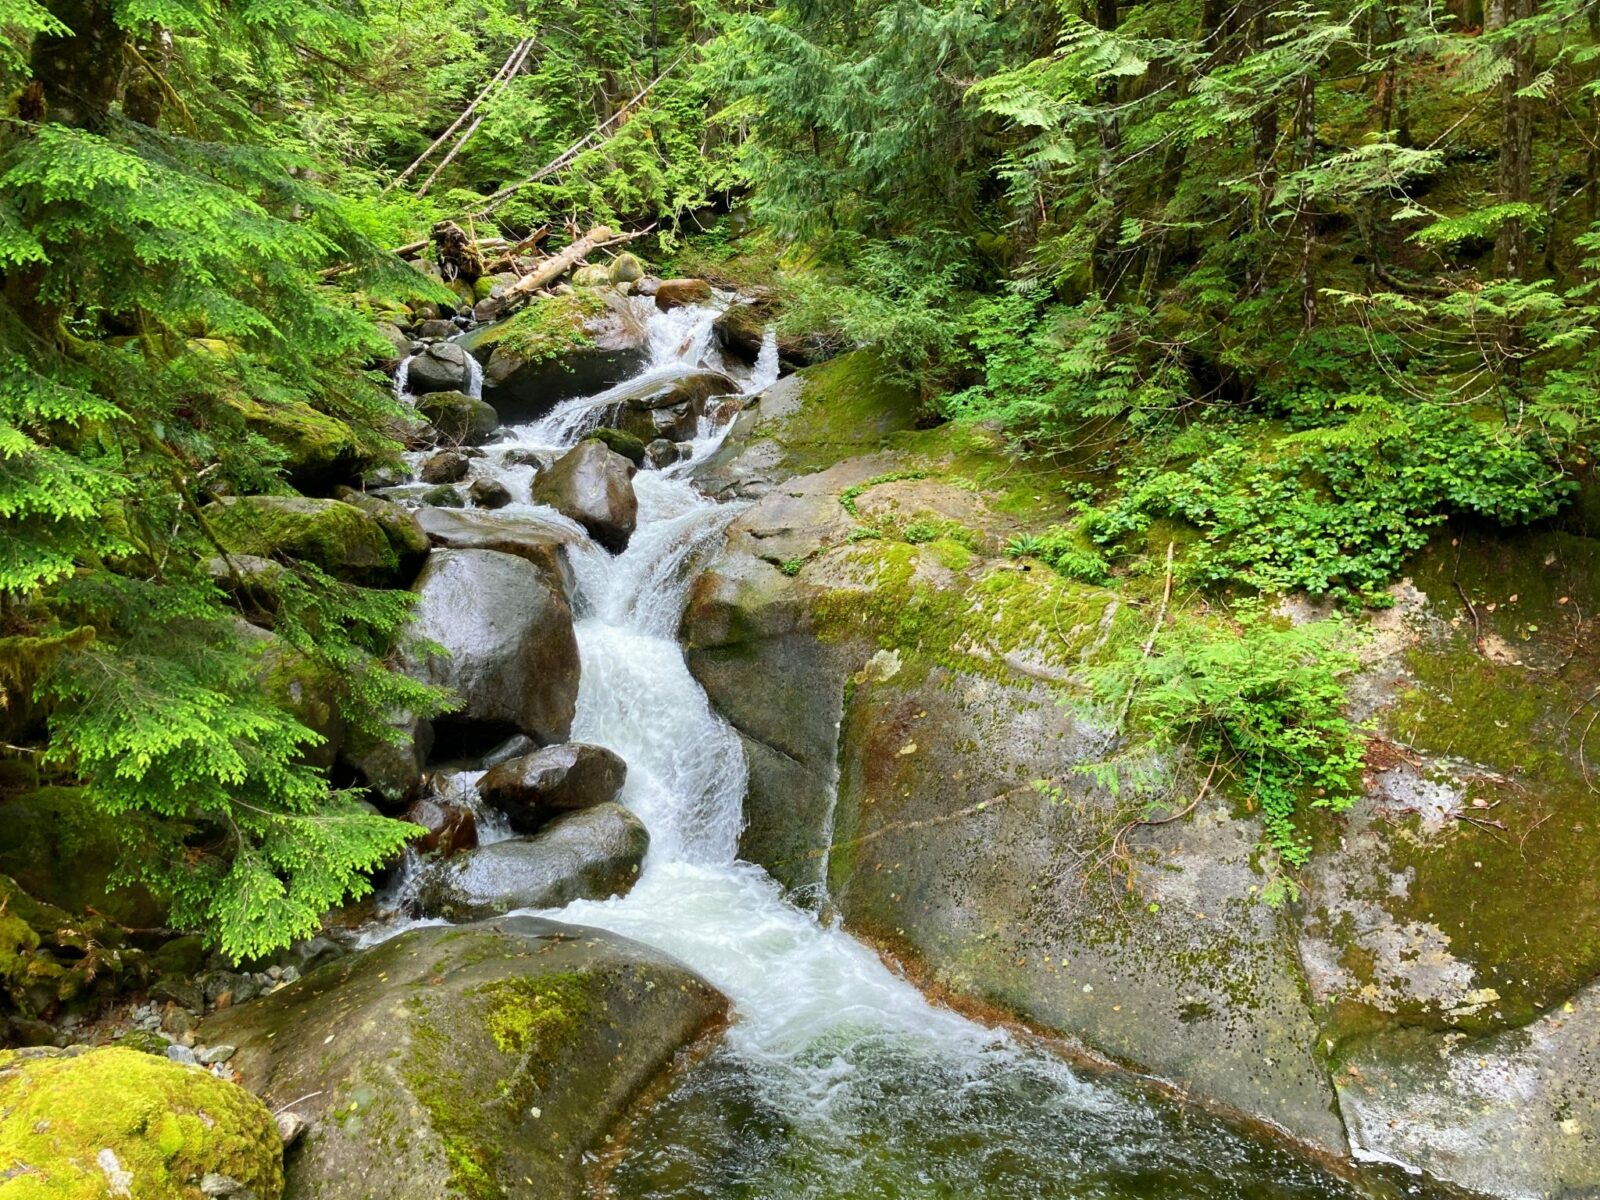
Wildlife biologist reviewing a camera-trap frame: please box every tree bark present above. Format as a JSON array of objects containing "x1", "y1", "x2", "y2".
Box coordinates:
[
  {"x1": 1490, "y1": 0, "x2": 1536, "y2": 279},
  {"x1": 472, "y1": 226, "x2": 639, "y2": 321},
  {"x1": 1295, "y1": 71, "x2": 1318, "y2": 329},
  {"x1": 31, "y1": 0, "x2": 126, "y2": 128}
]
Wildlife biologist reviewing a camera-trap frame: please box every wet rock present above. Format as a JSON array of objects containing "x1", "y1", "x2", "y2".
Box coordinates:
[
  {"x1": 611, "y1": 370, "x2": 737, "y2": 444},
  {"x1": 331, "y1": 487, "x2": 430, "y2": 580},
  {"x1": 406, "y1": 341, "x2": 472, "y2": 395},
  {"x1": 421, "y1": 483, "x2": 464, "y2": 507},
  {"x1": 477, "y1": 743, "x2": 627, "y2": 833},
  {"x1": 419, "y1": 449, "x2": 469, "y2": 484},
  {"x1": 206, "y1": 495, "x2": 399, "y2": 584},
  {"x1": 415, "y1": 390, "x2": 500, "y2": 446},
  {"x1": 202, "y1": 917, "x2": 725, "y2": 1200},
  {"x1": 402, "y1": 795, "x2": 479, "y2": 858},
  {"x1": 338, "y1": 710, "x2": 433, "y2": 808},
  {"x1": 532, "y1": 441, "x2": 638, "y2": 554},
  {"x1": 407, "y1": 549, "x2": 580, "y2": 745},
  {"x1": 644, "y1": 438, "x2": 681, "y2": 470},
  {"x1": 1336, "y1": 983, "x2": 1600, "y2": 1198},
  {"x1": 412, "y1": 506, "x2": 576, "y2": 596},
  {"x1": 416, "y1": 318, "x2": 456, "y2": 340},
  {"x1": 589, "y1": 426, "x2": 647, "y2": 466},
  {"x1": 501, "y1": 447, "x2": 551, "y2": 470},
  {"x1": 0, "y1": 1047, "x2": 283, "y2": 1200},
  {"x1": 415, "y1": 804, "x2": 648, "y2": 919},
  {"x1": 481, "y1": 732, "x2": 537, "y2": 768},
  {"x1": 468, "y1": 477, "x2": 513, "y2": 509},
  {"x1": 653, "y1": 277, "x2": 713, "y2": 310}
]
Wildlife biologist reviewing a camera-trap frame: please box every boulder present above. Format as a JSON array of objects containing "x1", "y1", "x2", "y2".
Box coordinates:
[
  {"x1": 331, "y1": 487, "x2": 430, "y2": 579},
  {"x1": 414, "y1": 804, "x2": 648, "y2": 919},
  {"x1": 206, "y1": 553, "x2": 285, "y2": 619},
  {"x1": 412, "y1": 506, "x2": 576, "y2": 595},
  {"x1": 407, "y1": 549, "x2": 580, "y2": 746},
  {"x1": 405, "y1": 341, "x2": 471, "y2": 395},
  {"x1": 571, "y1": 264, "x2": 613, "y2": 288},
  {"x1": 0, "y1": 1047, "x2": 283, "y2": 1200},
  {"x1": 421, "y1": 483, "x2": 463, "y2": 508},
  {"x1": 477, "y1": 743, "x2": 627, "y2": 833},
  {"x1": 468, "y1": 477, "x2": 512, "y2": 509},
  {"x1": 402, "y1": 795, "x2": 478, "y2": 858},
  {"x1": 644, "y1": 438, "x2": 681, "y2": 470},
  {"x1": 415, "y1": 390, "x2": 500, "y2": 446},
  {"x1": 375, "y1": 321, "x2": 409, "y2": 367},
  {"x1": 588, "y1": 426, "x2": 647, "y2": 466},
  {"x1": 653, "y1": 278, "x2": 714, "y2": 310},
  {"x1": 458, "y1": 293, "x2": 647, "y2": 422},
  {"x1": 416, "y1": 317, "x2": 456, "y2": 340},
  {"x1": 420, "y1": 450, "x2": 469, "y2": 484},
  {"x1": 531, "y1": 441, "x2": 638, "y2": 554},
  {"x1": 501, "y1": 447, "x2": 551, "y2": 470},
  {"x1": 609, "y1": 253, "x2": 646, "y2": 284},
  {"x1": 249, "y1": 626, "x2": 345, "y2": 771},
  {"x1": 206, "y1": 496, "x2": 398, "y2": 584},
  {"x1": 221, "y1": 394, "x2": 363, "y2": 492},
  {"x1": 609, "y1": 370, "x2": 736, "y2": 444},
  {"x1": 338, "y1": 712, "x2": 433, "y2": 808},
  {"x1": 201, "y1": 918, "x2": 725, "y2": 1200}
]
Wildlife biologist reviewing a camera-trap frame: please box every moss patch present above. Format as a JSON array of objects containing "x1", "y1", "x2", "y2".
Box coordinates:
[
  {"x1": 206, "y1": 495, "x2": 396, "y2": 582},
  {"x1": 0, "y1": 1047, "x2": 283, "y2": 1199},
  {"x1": 473, "y1": 291, "x2": 607, "y2": 364}
]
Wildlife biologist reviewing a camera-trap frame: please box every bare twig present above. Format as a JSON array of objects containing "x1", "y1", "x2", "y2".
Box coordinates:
[{"x1": 1451, "y1": 536, "x2": 1483, "y2": 653}]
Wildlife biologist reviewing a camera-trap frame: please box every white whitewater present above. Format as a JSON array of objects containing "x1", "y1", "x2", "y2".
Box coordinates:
[{"x1": 380, "y1": 298, "x2": 1361, "y2": 1198}]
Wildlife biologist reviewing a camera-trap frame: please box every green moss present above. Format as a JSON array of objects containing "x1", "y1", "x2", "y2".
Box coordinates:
[
  {"x1": 221, "y1": 394, "x2": 363, "y2": 484},
  {"x1": 474, "y1": 291, "x2": 607, "y2": 364},
  {"x1": 473, "y1": 972, "x2": 590, "y2": 1056},
  {"x1": 0, "y1": 1047, "x2": 283, "y2": 1199},
  {"x1": 587, "y1": 427, "x2": 647, "y2": 465}
]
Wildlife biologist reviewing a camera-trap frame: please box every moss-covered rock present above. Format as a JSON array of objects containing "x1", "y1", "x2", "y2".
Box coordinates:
[
  {"x1": 201, "y1": 917, "x2": 726, "y2": 1200},
  {"x1": 205, "y1": 496, "x2": 398, "y2": 584},
  {"x1": 587, "y1": 426, "x2": 646, "y2": 466},
  {"x1": 330, "y1": 487, "x2": 430, "y2": 582},
  {"x1": 0, "y1": 1046, "x2": 284, "y2": 1199},
  {"x1": 0, "y1": 873, "x2": 148, "y2": 1026},
  {"x1": 0, "y1": 788, "x2": 164, "y2": 929},
  {"x1": 221, "y1": 394, "x2": 365, "y2": 492},
  {"x1": 415, "y1": 391, "x2": 500, "y2": 447}
]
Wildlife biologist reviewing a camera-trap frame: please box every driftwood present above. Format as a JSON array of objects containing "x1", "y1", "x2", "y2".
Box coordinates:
[
  {"x1": 432, "y1": 220, "x2": 485, "y2": 283},
  {"x1": 472, "y1": 225, "x2": 647, "y2": 321}
]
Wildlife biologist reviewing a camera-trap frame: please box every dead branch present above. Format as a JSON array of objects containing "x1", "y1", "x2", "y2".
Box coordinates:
[{"x1": 471, "y1": 225, "x2": 649, "y2": 321}]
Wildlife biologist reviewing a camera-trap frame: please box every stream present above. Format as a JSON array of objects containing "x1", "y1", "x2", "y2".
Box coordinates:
[{"x1": 382, "y1": 297, "x2": 1418, "y2": 1200}]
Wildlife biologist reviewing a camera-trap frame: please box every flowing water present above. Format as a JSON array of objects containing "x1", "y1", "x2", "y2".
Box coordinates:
[{"x1": 385, "y1": 298, "x2": 1420, "y2": 1200}]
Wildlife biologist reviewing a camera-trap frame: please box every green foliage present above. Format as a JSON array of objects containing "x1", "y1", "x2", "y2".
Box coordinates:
[
  {"x1": 1005, "y1": 527, "x2": 1108, "y2": 585},
  {"x1": 1084, "y1": 604, "x2": 1368, "y2": 867}
]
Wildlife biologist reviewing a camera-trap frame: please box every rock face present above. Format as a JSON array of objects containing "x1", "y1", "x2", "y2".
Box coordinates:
[
  {"x1": 407, "y1": 549, "x2": 580, "y2": 746},
  {"x1": 477, "y1": 743, "x2": 627, "y2": 833},
  {"x1": 202, "y1": 918, "x2": 726, "y2": 1200},
  {"x1": 532, "y1": 440, "x2": 638, "y2": 553},
  {"x1": 416, "y1": 390, "x2": 499, "y2": 446},
  {"x1": 0, "y1": 1046, "x2": 284, "y2": 1200},
  {"x1": 207, "y1": 496, "x2": 398, "y2": 584},
  {"x1": 406, "y1": 341, "x2": 472, "y2": 395},
  {"x1": 415, "y1": 804, "x2": 648, "y2": 919}
]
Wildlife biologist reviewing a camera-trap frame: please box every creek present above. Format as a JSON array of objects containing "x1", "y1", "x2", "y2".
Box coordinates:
[{"x1": 382, "y1": 296, "x2": 1410, "y2": 1200}]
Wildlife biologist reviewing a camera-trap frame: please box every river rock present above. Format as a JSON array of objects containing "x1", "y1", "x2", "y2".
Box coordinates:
[
  {"x1": 0, "y1": 1046, "x2": 284, "y2": 1200},
  {"x1": 645, "y1": 438, "x2": 681, "y2": 470},
  {"x1": 477, "y1": 743, "x2": 627, "y2": 833},
  {"x1": 406, "y1": 549, "x2": 580, "y2": 746},
  {"x1": 589, "y1": 426, "x2": 647, "y2": 466},
  {"x1": 406, "y1": 341, "x2": 471, "y2": 395},
  {"x1": 532, "y1": 441, "x2": 638, "y2": 553},
  {"x1": 416, "y1": 318, "x2": 455, "y2": 340},
  {"x1": 609, "y1": 253, "x2": 646, "y2": 284},
  {"x1": 416, "y1": 390, "x2": 500, "y2": 446},
  {"x1": 468, "y1": 477, "x2": 512, "y2": 509},
  {"x1": 610, "y1": 370, "x2": 736, "y2": 444},
  {"x1": 331, "y1": 487, "x2": 430, "y2": 580},
  {"x1": 653, "y1": 278, "x2": 713, "y2": 310},
  {"x1": 338, "y1": 711, "x2": 433, "y2": 808},
  {"x1": 402, "y1": 795, "x2": 478, "y2": 858},
  {"x1": 412, "y1": 506, "x2": 576, "y2": 595},
  {"x1": 415, "y1": 804, "x2": 647, "y2": 919},
  {"x1": 420, "y1": 449, "x2": 469, "y2": 484},
  {"x1": 201, "y1": 917, "x2": 726, "y2": 1200},
  {"x1": 206, "y1": 495, "x2": 399, "y2": 584}
]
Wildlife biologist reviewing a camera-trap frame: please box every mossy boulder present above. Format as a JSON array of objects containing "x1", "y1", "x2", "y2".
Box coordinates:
[
  {"x1": 201, "y1": 917, "x2": 727, "y2": 1200},
  {"x1": 0, "y1": 789, "x2": 164, "y2": 930},
  {"x1": 587, "y1": 426, "x2": 646, "y2": 466},
  {"x1": 0, "y1": 1045, "x2": 284, "y2": 1199},
  {"x1": 415, "y1": 391, "x2": 500, "y2": 447},
  {"x1": 330, "y1": 488, "x2": 430, "y2": 581},
  {"x1": 206, "y1": 496, "x2": 398, "y2": 584},
  {"x1": 458, "y1": 293, "x2": 646, "y2": 423},
  {"x1": 608, "y1": 253, "x2": 645, "y2": 284},
  {"x1": 221, "y1": 395, "x2": 365, "y2": 492},
  {"x1": 0, "y1": 872, "x2": 148, "y2": 1027}
]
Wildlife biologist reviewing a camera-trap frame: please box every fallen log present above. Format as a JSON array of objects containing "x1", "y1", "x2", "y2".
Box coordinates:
[{"x1": 472, "y1": 225, "x2": 647, "y2": 321}]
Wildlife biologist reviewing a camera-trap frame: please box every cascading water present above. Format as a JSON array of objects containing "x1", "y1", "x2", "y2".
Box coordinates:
[{"x1": 379, "y1": 299, "x2": 1386, "y2": 1198}]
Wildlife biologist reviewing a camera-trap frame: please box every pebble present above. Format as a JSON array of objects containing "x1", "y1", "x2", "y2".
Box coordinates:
[{"x1": 275, "y1": 1111, "x2": 308, "y2": 1148}]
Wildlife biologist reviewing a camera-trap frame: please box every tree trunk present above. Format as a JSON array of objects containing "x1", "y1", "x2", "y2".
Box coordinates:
[
  {"x1": 1091, "y1": 0, "x2": 1123, "y2": 298},
  {"x1": 31, "y1": 0, "x2": 126, "y2": 128},
  {"x1": 1490, "y1": 0, "x2": 1536, "y2": 280},
  {"x1": 1295, "y1": 71, "x2": 1318, "y2": 329}
]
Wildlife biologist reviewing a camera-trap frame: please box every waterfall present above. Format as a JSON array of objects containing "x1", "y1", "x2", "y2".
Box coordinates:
[{"x1": 365, "y1": 298, "x2": 1363, "y2": 1199}]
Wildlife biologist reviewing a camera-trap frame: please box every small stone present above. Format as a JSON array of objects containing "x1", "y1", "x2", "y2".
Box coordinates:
[
  {"x1": 197, "y1": 1044, "x2": 237, "y2": 1065},
  {"x1": 275, "y1": 1110, "x2": 308, "y2": 1148},
  {"x1": 280, "y1": 965, "x2": 300, "y2": 984},
  {"x1": 165, "y1": 1044, "x2": 199, "y2": 1066},
  {"x1": 469, "y1": 477, "x2": 513, "y2": 509}
]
